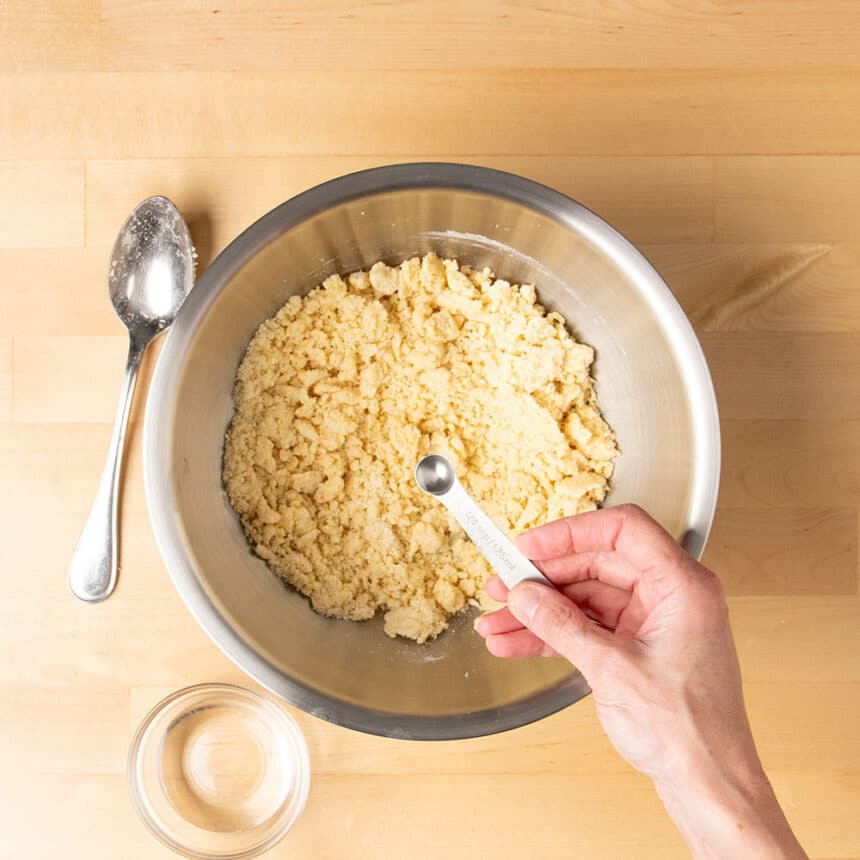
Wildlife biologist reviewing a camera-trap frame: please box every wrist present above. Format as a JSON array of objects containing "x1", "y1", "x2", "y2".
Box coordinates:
[{"x1": 654, "y1": 750, "x2": 807, "y2": 860}]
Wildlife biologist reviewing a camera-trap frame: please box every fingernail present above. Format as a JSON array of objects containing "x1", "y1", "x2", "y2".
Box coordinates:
[
  {"x1": 508, "y1": 583, "x2": 542, "y2": 624},
  {"x1": 473, "y1": 615, "x2": 486, "y2": 633}
]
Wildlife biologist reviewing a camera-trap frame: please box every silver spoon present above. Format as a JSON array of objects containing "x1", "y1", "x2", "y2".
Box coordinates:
[
  {"x1": 67, "y1": 196, "x2": 195, "y2": 603},
  {"x1": 415, "y1": 454, "x2": 552, "y2": 591}
]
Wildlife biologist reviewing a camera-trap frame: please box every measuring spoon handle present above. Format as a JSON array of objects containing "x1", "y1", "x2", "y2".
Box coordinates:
[{"x1": 438, "y1": 480, "x2": 552, "y2": 591}]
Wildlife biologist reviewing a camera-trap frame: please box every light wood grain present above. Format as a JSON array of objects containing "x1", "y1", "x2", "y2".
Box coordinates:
[
  {"x1": 705, "y1": 507, "x2": 858, "y2": 595},
  {"x1": 0, "y1": 422, "x2": 151, "y2": 525},
  {"x1": 86, "y1": 155, "x2": 713, "y2": 251},
  {"x1": 0, "y1": 0, "x2": 100, "y2": 73},
  {"x1": 0, "y1": 161, "x2": 84, "y2": 247},
  {"x1": 718, "y1": 420, "x2": 860, "y2": 509},
  {"x1": 702, "y1": 332, "x2": 860, "y2": 420},
  {"x1": 3, "y1": 70, "x2": 860, "y2": 161},
  {"x1": 0, "y1": 337, "x2": 11, "y2": 422},
  {"x1": 0, "y1": 249, "x2": 121, "y2": 336},
  {"x1": 716, "y1": 157, "x2": 860, "y2": 243},
  {"x1": 0, "y1": 685, "x2": 130, "y2": 776},
  {"x1": 646, "y1": 244, "x2": 860, "y2": 332},
  {"x1": 13, "y1": 336, "x2": 130, "y2": 423},
  {"x1": 2, "y1": 3, "x2": 859, "y2": 859},
  {"x1": 12, "y1": 336, "x2": 160, "y2": 424},
  {"x1": 729, "y1": 596, "x2": 860, "y2": 684},
  {"x1": 7, "y1": 1, "x2": 860, "y2": 72}
]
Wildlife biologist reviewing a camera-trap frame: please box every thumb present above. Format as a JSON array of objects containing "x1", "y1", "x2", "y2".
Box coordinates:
[{"x1": 508, "y1": 582, "x2": 613, "y2": 675}]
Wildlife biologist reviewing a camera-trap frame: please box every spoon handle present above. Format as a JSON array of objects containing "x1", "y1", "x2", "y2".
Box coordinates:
[
  {"x1": 437, "y1": 479, "x2": 552, "y2": 592},
  {"x1": 67, "y1": 335, "x2": 147, "y2": 603}
]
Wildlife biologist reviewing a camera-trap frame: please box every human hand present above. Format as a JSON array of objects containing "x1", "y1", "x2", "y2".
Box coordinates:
[{"x1": 474, "y1": 504, "x2": 807, "y2": 860}]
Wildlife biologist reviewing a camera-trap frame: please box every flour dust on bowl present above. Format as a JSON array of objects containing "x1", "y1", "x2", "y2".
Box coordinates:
[{"x1": 144, "y1": 163, "x2": 720, "y2": 740}]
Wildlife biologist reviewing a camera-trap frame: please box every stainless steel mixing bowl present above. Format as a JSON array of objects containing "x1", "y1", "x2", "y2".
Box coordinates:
[{"x1": 144, "y1": 163, "x2": 720, "y2": 740}]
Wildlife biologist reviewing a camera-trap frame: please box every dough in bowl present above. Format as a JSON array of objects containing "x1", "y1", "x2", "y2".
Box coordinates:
[{"x1": 223, "y1": 254, "x2": 618, "y2": 642}]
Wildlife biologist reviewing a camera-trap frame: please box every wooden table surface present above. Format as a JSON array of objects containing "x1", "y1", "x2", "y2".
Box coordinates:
[{"x1": 2, "y1": 3, "x2": 859, "y2": 858}]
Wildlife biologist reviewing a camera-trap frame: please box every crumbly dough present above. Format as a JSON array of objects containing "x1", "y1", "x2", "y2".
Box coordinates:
[{"x1": 223, "y1": 254, "x2": 618, "y2": 642}]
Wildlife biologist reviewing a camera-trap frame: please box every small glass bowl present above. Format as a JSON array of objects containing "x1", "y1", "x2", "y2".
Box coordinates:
[{"x1": 128, "y1": 684, "x2": 310, "y2": 859}]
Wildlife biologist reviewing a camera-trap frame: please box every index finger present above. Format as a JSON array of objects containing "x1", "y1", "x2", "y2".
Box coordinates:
[{"x1": 515, "y1": 504, "x2": 683, "y2": 571}]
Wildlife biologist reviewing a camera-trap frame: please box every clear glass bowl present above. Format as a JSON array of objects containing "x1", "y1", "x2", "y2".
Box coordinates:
[{"x1": 128, "y1": 684, "x2": 310, "y2": 859}]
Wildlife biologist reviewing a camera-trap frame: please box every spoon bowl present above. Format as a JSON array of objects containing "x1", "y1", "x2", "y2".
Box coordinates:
[
  {"x1": 109, "y1": 196, "x2": 195, "y2": 332},
  {"x1": 414, "y1": 453, "x2": 456, "y2": 496}
]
